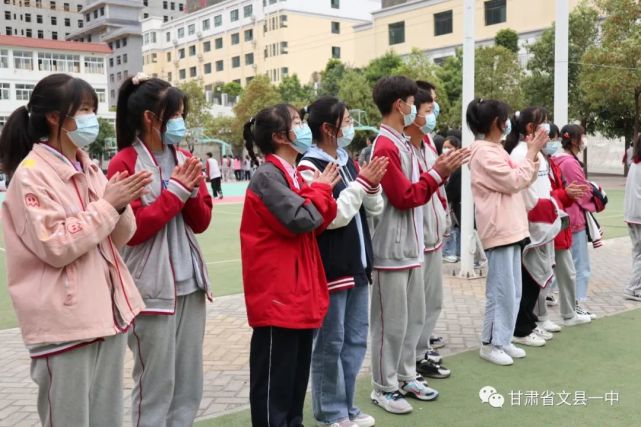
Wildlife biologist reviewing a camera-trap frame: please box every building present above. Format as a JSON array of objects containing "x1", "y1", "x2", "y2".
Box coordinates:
[
  {"x1": 0, "y1": 35, "x2": 113, "y2": 133},
  {"x1": 67, "y1": 0, "x2": 186, "y2": 107},
  {"x1": 185, "y1": 0, "x2": 226, "y2": 13},
  {"x1": 1, "y1": 0, "x2": 85, "y2": 40},
  {"x1": 141, "y1": 0, "x2": 380, "y2": 104}
]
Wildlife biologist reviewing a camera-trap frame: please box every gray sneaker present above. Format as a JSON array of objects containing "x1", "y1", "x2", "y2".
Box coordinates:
[{"x1": 370, "y1": 389, "x2": 412, "y2": 414}]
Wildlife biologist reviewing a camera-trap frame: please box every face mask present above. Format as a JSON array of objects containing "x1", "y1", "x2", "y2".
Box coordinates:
[
  {"x1": 433, "y1": 102, "x2": 441, "y2": 119},
  {"x1": 292, "y1": 123, "x2": 313, "y2": 154},
  {"x1": 442, "y1": 147, "x2": 452, "y2": 156},
  {"x1": 502, "y1": 119, "x2": 512, "y2": 138},
  {"x1": 419, "y1": 113, "x2": 437, "y2": 134},
  {"x1": 539, "y1": 123, "x2": 551, "y2": 135},
  {"x1": 64, "y1": 113, "x2": 99, "y2": 148},
  {"x1": 401, "y1": 102, "x2": 417, "y2": 127},
  {"x1": 543, "y1": 140, "x2": 561, "y2": 156},
  {"x1": 337, "y1": 124, "x2": 355, "y2": 148},
  {"x1": 163, "y1": 117, "x2": 186, "y2": 145}
]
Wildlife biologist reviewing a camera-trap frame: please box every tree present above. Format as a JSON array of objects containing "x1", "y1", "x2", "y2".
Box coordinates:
[
  {"x1": 178, "y1": 80, "x2": 214, "y2": 131},
  {"x1": 206, "y1": 115, "x2": 236, "y2": 149},
  {"x1": 338, "y1": 69, "x2": 380, "y2": 125},
  {"x1": 495, "y1": 29, "x2": 519, "y2": 53},
  {"x1": 318, "y1": 59, "x2": 348, "y2": 97},
  {"x1": 364, "y1": 51, "x2": 403, "y2": 85},
  {"x1": 436, "y1": 49, "x2": 463, "y2": 130},
  {"x1": 232, "y1": 75, "x2": 282, "y2": 150},
  {"x1": 222, "y1": 81, "x2": 243, "y2": 98},
  {"x1": 279, "y1": 74, "x2": 314, "y2": 106},
  {"x1": 88, "y1": 117, "x2": 115, "y2": 165},
  {"x1": 475, "y1": 45, "x2": 524, "y2": 110}
]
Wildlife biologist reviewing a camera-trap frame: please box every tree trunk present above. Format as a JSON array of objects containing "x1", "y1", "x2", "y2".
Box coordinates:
[{"x1": 581, "y1": 117, "x2": 588, "y2": 177}]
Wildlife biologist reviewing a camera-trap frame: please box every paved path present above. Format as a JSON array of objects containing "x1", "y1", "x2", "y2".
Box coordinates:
[{"x1": 0, "y1": 236, "x2": 637, "y2": 426}]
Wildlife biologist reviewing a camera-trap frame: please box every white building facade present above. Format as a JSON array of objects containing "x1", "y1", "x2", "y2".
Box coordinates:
[{"x1": 1, "y1": 0, "x2": 85, "y2": 40}]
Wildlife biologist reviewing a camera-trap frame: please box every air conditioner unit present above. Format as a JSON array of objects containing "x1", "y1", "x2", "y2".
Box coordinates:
[{"x1": 172, "y1": 39, "x2": 178, "y2": 46}]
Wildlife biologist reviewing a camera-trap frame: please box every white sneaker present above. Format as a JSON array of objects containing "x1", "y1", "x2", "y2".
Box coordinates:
[
  {"x1": 502, "y1": 343, "x2": 526, "y2": 359},
  {"x1": 512, "y1": 333, "x2": 546, "y2": 347},
  {"x1": 319, "y1": 420, "x2": 358, "y2": 427},
  {"x1": 350, "y1": 413, "x2": 375, "y2": 427},
  {"x1": 480, "y1": 344, "x2": 513, "y2": 366},
  {"x1": 533, "y1": 326, "x2": 554, "y2": 341},
  {"x1": 576, "y1": 303, "x2": 598, "y2": 319},
  {"x1": 370, "y1": 390, "x2": 412, "y2": 414},
  {"x1": 538, "y1": 319, "x2": 562, "y2": 333},
  {"x1": 563, "y1": 313, "x2": 592, "y2": 326},
  {"x1": 443, "y1": 255, "x2": 459, "y2": 263}
]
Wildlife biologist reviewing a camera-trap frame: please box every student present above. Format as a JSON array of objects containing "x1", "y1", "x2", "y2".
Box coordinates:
[
  {"x1": 368, "y1": 76, "x2": 465, "y2": 414},
  {"x1": 206, "y1": 152, "x2": 223, "y2": 199},
  {"x1": 467, "y1": 98, "x2": 546, "y2": 366},
  {"x1": 406, "y1": 85, "x2": 464, "y2": 381},
  {"x1": 554, "y1": 125, "x2": 598, "y2": 318},
  {"x1": 297, "y1": 97, "x2": 386, "y2": 427},
  {"x1": 108, "y1": 74, "x2": 213, "y2": 427},
  {"x1": 625, "y1": 133, "x2": 641, "y2": 301},
  {"x1": 233, "y1": 156, "x2": 242, "y2": 181},
  {"x1": 443, "y1": 136, "x2": 462, "y2": 263},
  {"x1": 240, "y1": 104, "x2": 339, "y2": 427},
  {"x1": 0, "y1": 74, "x2": 150, "y2": 426}
]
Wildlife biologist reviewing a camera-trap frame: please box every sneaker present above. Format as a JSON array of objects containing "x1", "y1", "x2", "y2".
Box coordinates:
[
  {"x1": 443, "y1": 255, "x2": 459, "y2": 263},
  {"x1": 502, "y1": 343, "x2": 526, "y2": 359},
  {"x1": 575, "y1": 303, "x2": 598, "y2": 319},
  {"x1": 512, "y1": 333, "x2": 546, "y2": 347},
  {"x1": 370, "y1": 390, "x2": 412, "y2": 414},
  {"x1": 319, "y1": 420, "x2": 358, "y2": 427},
  {"x1": 480, "y1": 344, "x2": 513, "y2": 366},
  {"x1": 533, "y1": 326, "x2": 554, "y2": 341},
  {"x1": 416, "y1": 358, "x2": 451, "y2": 379},
  {"x1": 399, "y1": 379, "x2": 439, "y2": 401},
  {"x1": 623, "y1": 290, "x2": 641, "y2": 302},
  {"x1": 563, "y1": 313, "x2": 592, "y2": 326},
  {"x1": 429, "y1": 335, "x2": 446, "y2": 349},
  {"x1": 538, "y1": 319, "x2": 562, "y2": 333},
  {"x1": 545, "y1": 294, "x2": 559, "y2": 306},
  {"x1": 350, "y1": 413, "x2": 375, "y2": 427},
  {"x1": 425, "y1": 348, "x2": 442, "y2": 364}
]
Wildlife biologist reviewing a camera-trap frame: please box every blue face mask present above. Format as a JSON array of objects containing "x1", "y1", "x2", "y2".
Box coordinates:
[
  {"x1": 65, "y1": 113, "x2": 99, "y2": 148},
  {"x1": 402, "y1": 102, "x2": 417, "y2": 127},
  {"x1": 292, "y1": 123, "x2": 313, "y2": 154},
  {"x1": 420, "y1": 113, "x2": 437, "y2": 134},
  {"x1": 502, "y1": 119, "x2": 512, "y2": 138},
  {"x1": 163, "y1": 117, "x2": 186, "y2": 145},
  {"x1": 337, "y1": 125, "x2": 355, "y2": 148},
  {"x1": 543, "y1": 140, "x2": 561, "y2": 156},
  {"x1": 433, "y1": 101, "x2": 441, "y2": 119}
]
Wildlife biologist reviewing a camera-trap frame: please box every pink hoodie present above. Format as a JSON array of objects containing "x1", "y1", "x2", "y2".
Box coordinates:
[
  {"x1": 554, "y1": 153, "x2": 596, "y2": 232},
  {"x1": 469, "y1": 140, "x2": 537, "y2": 250}
]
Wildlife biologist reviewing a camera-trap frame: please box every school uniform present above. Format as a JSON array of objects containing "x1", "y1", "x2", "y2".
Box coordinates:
[
  {"x1": 206, "y1": 157, "x2": 223, "y2": 198},
  {"x1": 108, "y1": 140, "x2": 213, "y2": 427},
  {"x1": 369, "y1": 125, "x2": 443, "y2": 392},
  {"x1": 241, "y1": 154, "x2": 337, "y2": 427},
  {"x1": 299, "y1": 146, "x2": 383, "y2": 424}
]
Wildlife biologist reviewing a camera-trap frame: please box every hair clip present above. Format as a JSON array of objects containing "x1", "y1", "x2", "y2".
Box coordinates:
[
  {"x1": 132, "y1": 72, "x2": 151, "y2": 86},
  {"x1": 514, "y1": 111, "x2": 521, "y2": 119},
  {"x1": 563, "y1": 132, "x2": 570, "y2": 139}
]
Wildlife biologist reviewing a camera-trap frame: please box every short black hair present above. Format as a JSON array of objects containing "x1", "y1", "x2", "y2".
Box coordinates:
[
  {"x1": 444, "y1": 135, "x2": 461, "y2": 149},
  {"x1": 206, "y1": 152, "x2": 212, "y2": 157},
  {"x1": 305, "y1": 96, "x2": 347, "y2": 142},
  {"x1": 372, "y1": 76, "x2": 417, "y2": 116},
  {"x1": 416, "y1": 80, "x2": 436, "y2": 93},
  {"x1": 465, "y1": 98, "x2": 510, "y2": 136},
  {"x1": 549, "y1": 123, "x2": 560, "y2": 139},
  {"x1": 414, "y1": 88, "x2": 434, "y2": 109}
]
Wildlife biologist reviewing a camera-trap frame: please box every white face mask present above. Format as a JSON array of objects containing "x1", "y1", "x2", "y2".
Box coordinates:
[{"x1": 442, "y1": 147, "x2": 452, "y2": 156}]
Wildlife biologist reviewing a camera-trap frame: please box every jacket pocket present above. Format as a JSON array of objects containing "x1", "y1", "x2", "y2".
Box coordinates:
[{"x1": 134, "y1": 242, "x2": 154, "y2": 280}]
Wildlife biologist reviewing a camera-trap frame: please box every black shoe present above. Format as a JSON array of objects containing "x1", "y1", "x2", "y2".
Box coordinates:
[
  {"x1": 430, "y1": 335, "x2": 446, "y2": 349},
  {"x1": 425, "y1": 348, "x2": 441, "y2": 364},
  {"x1": 416, "y1": 359, "x2": 451, "y2": 379}
]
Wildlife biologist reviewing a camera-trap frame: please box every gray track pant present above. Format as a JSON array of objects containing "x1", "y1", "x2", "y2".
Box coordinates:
[
  {"x1": 416, "y1": 249, "x2": 443, "y2": 360},
  {"x1": 626, "y1": 224, "x2": 641, "y2": 295},
  {"x1": 538, "y1": 249, "x2": 577, "y2": 320}
]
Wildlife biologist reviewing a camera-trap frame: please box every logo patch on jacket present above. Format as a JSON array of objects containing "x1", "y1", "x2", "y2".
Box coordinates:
[
  {"x1": 24, "y1": 193, "x2": 40, "y2": 208},
  {"x1": 67, "y1": 222, "x2": 83, "y2": 234}
]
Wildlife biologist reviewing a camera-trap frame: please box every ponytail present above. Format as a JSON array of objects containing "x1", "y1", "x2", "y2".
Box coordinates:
[
  {"x1": 0, "y1": 106, "x2": 33, "y2": 177},
  {"x1": 504, "y1": 113, "x2": 521, "y2": 153},
  {"x1": 244, "y1": 117, "x2": 258, "y2": 164},
  {"x1": 560, "y1": 124, "x2": 584, "y2": 151},
  {"x1": 505, "y1": 106, "x2": 548, "y2": 154},
  {"x1": 243, "y1": 104, "x2": 293, "y2": 161}
]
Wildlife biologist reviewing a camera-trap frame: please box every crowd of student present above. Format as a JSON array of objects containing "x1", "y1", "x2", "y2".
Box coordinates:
[{"x1": 0, "y1": 69, "x2": 625, "y2": 427}]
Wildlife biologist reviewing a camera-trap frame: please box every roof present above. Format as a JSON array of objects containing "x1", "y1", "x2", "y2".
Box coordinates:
[{"x1": 0, "y1": 35, "x2": 112, "y2": 54}]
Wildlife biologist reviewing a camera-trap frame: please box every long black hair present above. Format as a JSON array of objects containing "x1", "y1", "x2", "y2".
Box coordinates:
[
  {"x1": 0, "y1": 73, "x2": 97, "y2": 177},
  {"x1": 632, "y1": 133, "x2": 641, "y2": 164},
  {"x1": 243, "y1": 104, "x2": 294, "y2": 163},
  {"x1": 505, "y1": 106, "x2": 548, "y2": 154},
  {"x1": 465, "y1": 98, "x2": 510, "y2": 136},
  {"x1": 304, "y1": 96, "x2": 347, "y2": 142},
  {"x1": 116, "y1": 76, "x2": 188, "y2": 150},
  {"x1": 560, "y1": 124, "x2": 585, "y2": 152}
]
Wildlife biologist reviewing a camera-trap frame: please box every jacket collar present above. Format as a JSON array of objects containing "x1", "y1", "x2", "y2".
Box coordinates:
[
  {"x1": 32, "y1": 143, "x2": 97, "y2": 181},
  {"x1": 265, "y1": 153, "x2": 303, "y2": 189}
]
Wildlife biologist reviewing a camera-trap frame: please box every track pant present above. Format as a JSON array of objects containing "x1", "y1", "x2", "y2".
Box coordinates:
[
  {"x1": 514, "y1": 267, "x2": 540, "y2": 338},
  {"x1": 31, "y1": 334, "x2": 126, "y2": 427},
  {"x1": 550, "y1": 249, "x2": 578, "y2": 319},
  {"x1": 250, "y1": 326, "x2": 314, "y2": 427},
  {"x1": 416, "y1": 249, "x2": 444, "y2": 361},
  {"x1": 571, "y1": 230, "x2": 591, "y2": 301},
  {"x1": 129, "y1": 291, "x2": 206, "y2": 427},
  {"x1": 626, "y1": 224, "x2": 641, "y2": 295},
  {"x1": 482, "y1": 244, "x2": 522, "y2": 347},
  {"x1": 370, "y1": 268, "x2": 425, "y2": 393},
  {"x1": 210, "y1": 177, "x2": 223, "y2": 198}
]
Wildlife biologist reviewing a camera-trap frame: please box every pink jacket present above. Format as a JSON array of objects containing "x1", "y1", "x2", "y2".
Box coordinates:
[
  {"x1": 2, "y1": 144, "x2": 145, "y2": 346},
  {"x1": 469, "y1": 140, "x2": 536, "y2": 250},
  {"x1": 553, "y1": 153, "x2": 596, "y2": 232}
]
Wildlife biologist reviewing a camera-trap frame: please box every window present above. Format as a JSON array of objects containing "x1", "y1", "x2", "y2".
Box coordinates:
[
  {"x1": 143, "y1": 0, "x2": 148, "y2": 5},
  {"x1": 0, "y1": 83, "x2": 9, "y2": 100},
  {"x1": 110, "y1": 74, "x2": 114, "y2": 83},
  {"x1": 26, "y1": 29, "x2": 32, "y2": 37},
  {"x1": 116, "y1": 56, "x2": 121, "y2": 65},
  {"x1": 434, "y1": 10, "x2": 453, "y2": 36},
  {"x1": 144, "y1": 13, "x2": 149, "y2": 18},
  {"x1": 214, "y1": 14, "x2": 222, "y2": 27},
  {"x1": 188, "y1": 24, "x2": 195, "y2": 35},
  {"x1": 167, "y1": 72, "x2": 172, "y2": 81},
  {"x1": 280, "y1": 41, "x2": 288, "y2": 54},
  {"x1": 179, "y1": 69, "x2": 186, "y2": 79},
  {"x1": 49, "y1": 1, "x2": 55, "y2": 9},
  {"x1": 65, "y1": 17, "x2": 70, "y2": 26},
  {"x1": 37, "y1": 29, "x2": 43, "y2": 38},
  {"x1": 331, "y1": 0, "x2": 339, "y2": 9},
  {"x1": 115, "y1": 40, "x2": 120, "y2": 48},
  {"x1": 122, "y1": 38, "x2": 127, "y2": 47},
  {"x1": 96, "y1": 88, "x2": 106, "y2": 103},
  {"x1": 164, "y1": 16, "x2": 168, "y2": 22},
  {"x1": 37, "y1": 14, "x2": 43, "y2": 23},
  {"x1": 230, "y1": 9, "x2": 239, "y2": 22},
  {"x1": 485, "y1": 0, "x2": 506, "y2": 26},
  {"x1": 244, "y1": 29, "x2": 253, "y2": 42},
  {"x1": 0, "y1": 50, "x2": 7, "y2": 68},
  {"x1": 189, "y1": 45, "x2": 196, "y2": 56},
  {"x1": 243, "y1": 4, "x2": 252, "y2": 17},
  {"x1": 215, "y1": 37, "x2": 223, "y2": 49},
  {"x1": 215, "y1": 60, "x2": 223, "y2": 71},
  {"x1": 245, "y1": 53, "x2": 254, "y2": 65},
  {"x1": 280, "y1": 14, "x2": 287, "y2": 28},
  {"x1": 109, "y1": 58, "x2": 114, "y2": 67},
  {"x1": 331, "y1": 46, "x2": 341, "y2": 59},
  {"x1": 167, "y1": 52, "x2": 172, "y2": 61},
  {"x1": 5, "y1": 27, "x2": 11, "y2": 36},
  {"x1": 281, "y1": 67, "x2": 289, "y2": 77},
  {"x1": 388, "y1": 21, "x2": 405, "y2": 45},
  {"x1": 93, "y1": 10, "x2": 97, "y2": 18},
  {"x1": 85, "y1": 56, "x2": 104, "y2": 73},
  {"x1": 178, "y1": 3, "x2": 183, "y2": 11},
  {"x1": 204, "y1": 63, "x2": 211, "y2": 74},
  {"x1": 203, "y1": 41, "x2": 211, "y2": 52},
  {"x1": 4, "y1": 11, "x2": 11, "y2": 20},
  {"x1": 171, "y1": 2, "x2": 175, "y2": 10},
  {"x1": 202, "y1": 18, "x2": 210, "y2": 31},
  {"x1": 166, "y1": 31, "x2": 171, "y2": 42},
  {"x1": 78, "y1": 20, "x2": 83, "y2": 28},
  {"x1": 232, "y1": 56, "x2": 240, "y2": 68},
  {"x1": 14, "y1": 51, "x2": 33, "y2": 70},
  {"x1": 177, "y1": 27, "x2": 184, "y2": 38},
  {"x1": 100, "y1": 7, "x2": 104, "y2": 16},
  {"x1": 231, "y1": 33, "x2": 239, "y2": 45},
  {"x1": 189, "y1": 66, "x2": 196, "y2": 77},
  {"x1": 15, "y1": 84, "x2": 35, "y2": 101},
  {"x1": 25, "y1": 13, "x2": 31, "y2": 22},
  {"x1": 179, "y1": 48, "x2": 185, "y2": 59},
  {"x1": 51, "y1": 16, "x2": 57, "y2": 25},
  {"x1": 123, "y1": 54, "x2": 128, "y2": 64},
  {"x1": 163, "y1": 0, "x2": 167, "y2": 8},
  {"x1": 85, "y1": 13, "x2": 90, "y2": 22},
  {"x1": 331, "y1": 21, "x2": 340, "y2": 34}
]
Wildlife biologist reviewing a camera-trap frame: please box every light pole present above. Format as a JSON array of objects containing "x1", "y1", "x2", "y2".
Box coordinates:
[{"x1": 554, "y1": 0, "x2": 570, "y2": 126}]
